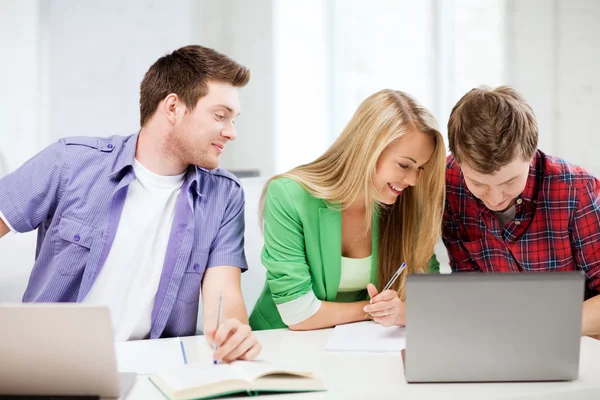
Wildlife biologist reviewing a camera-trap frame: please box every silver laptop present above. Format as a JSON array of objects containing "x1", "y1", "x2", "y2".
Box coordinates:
[
  {"x1": 0, "y1": 303, "x2": 136, "y2": 398},
  {"x1": 404, "y1": 271, "x2": 585, "y2": 383}
]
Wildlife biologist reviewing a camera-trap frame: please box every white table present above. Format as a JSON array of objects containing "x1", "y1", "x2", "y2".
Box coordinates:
[{"x1": 123, "y1": 329, "x2": 600, "y2": 400}]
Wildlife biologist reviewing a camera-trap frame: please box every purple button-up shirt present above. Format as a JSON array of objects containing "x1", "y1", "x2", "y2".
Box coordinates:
[{"x1": 0, "y1": 134, "x2": 247, "y2": 338}]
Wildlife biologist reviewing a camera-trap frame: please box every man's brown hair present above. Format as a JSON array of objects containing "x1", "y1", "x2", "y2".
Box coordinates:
[
  {"x1": 447, "y1": 86, "x2": 538, "y2": 174},
  {"x1": 139, "y1": 45, "x2": 250, "y2": 126}
]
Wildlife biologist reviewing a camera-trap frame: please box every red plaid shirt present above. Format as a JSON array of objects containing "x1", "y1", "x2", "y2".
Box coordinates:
[{"x1": 443, "y1": 150, "x2": 600, "y2": 299}]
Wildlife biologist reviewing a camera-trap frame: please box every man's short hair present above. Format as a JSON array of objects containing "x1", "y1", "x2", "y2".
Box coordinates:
[
  {"x1": 448, "y1": 85, "x2": 538, "y2": 174},
  {"x1": 139, "y1": 45, "x2": 250, "y2": 126}
]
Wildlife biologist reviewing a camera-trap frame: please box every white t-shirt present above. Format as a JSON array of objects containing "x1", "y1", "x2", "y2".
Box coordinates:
[{"x1": 83, "y1": 159, "x2": 185, "y2": 341}]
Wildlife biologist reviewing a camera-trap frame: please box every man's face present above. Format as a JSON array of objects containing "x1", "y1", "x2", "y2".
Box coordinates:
[
  {"x1": 169, "y1": 81, "x2": 241, "y2": 170},
  {"x1": 460, "y1": 158, "x2": 531, "y2": 212}
]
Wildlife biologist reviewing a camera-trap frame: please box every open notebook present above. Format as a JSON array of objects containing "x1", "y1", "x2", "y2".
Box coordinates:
[{"x1": 149, "y1": 360, "x2": 326, "y2": 400}]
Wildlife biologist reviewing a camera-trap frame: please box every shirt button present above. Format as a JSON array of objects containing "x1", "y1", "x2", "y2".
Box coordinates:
[
  {"x1": 73, "y1": 234, "x2": 81, "y2": 242},
  {"x1": 107, "y1": 144, "x2": 113, "y2": 149},
  {"x1": 514, "y1": 221, "x2": 521, "y2": 225},
  {"x1": 193, "y1": 263, "x2": 200, "y2": 272},
  {"x1": 516, "y1": 198, "x2": 523, "y2": 205}
]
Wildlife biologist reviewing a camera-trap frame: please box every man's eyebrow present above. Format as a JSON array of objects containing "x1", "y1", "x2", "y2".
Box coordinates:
[
  {"x1": 213, "y1": 105, "x2": 240, "y2": 116},
  {"x1": 499, "y1": 175, "x2": 520, "y2": 185},
  {"x1": 469, "y1": 175, "x2": 519, "y2": 185}
]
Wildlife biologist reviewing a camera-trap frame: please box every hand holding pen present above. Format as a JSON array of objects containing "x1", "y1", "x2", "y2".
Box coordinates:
[
  {"x1": 204, "y1": 295, "x2": 262, "y2": 364},
  {"x1": 364, "y1": 262, "x2": 407, "y2": 327}
]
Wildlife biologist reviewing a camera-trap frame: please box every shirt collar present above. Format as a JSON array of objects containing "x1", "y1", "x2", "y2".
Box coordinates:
[
  {"x1": 108, "y1": 132, "x2": 203, "y2": 197},
  {"x1": 519, "y1": 150, "x2": 542, "y2": 204},
  {"x1": 108, "y1": 132, "x2": 138, "y2": 178},
  {"x1": 184, "y1": 166, "x2": 205, "y2": 197}
]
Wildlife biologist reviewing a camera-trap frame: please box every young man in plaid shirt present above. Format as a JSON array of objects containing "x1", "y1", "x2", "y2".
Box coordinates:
[{"x1": 442, "y1": 86, "x2": 600, "y2": 339}]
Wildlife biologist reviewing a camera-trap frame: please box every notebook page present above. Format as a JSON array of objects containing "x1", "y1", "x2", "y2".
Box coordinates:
[
  {"x1": 324, "y1": 321, "x2": 406, "y2": 352},
  {"x1": 156, "y1": 363, "x2": 244, "y2": 391},
  {"x1": 231, "y1": 360, "x2": 314, "y2": 381}
]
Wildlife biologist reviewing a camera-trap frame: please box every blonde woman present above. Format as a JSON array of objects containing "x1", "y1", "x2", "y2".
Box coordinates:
[{"x1": 249, "y1": 89, "x2": 446, "y2": 331}]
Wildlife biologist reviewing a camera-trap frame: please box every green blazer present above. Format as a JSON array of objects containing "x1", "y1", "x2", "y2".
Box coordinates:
[{"x1": 249, "y1": 178, "x2": 439, "y2": 330}]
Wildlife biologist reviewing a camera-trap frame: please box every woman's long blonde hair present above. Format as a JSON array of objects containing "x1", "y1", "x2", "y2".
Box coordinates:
[{"x1": 260, "y1": 89, "x2": 446, "y2": 300}]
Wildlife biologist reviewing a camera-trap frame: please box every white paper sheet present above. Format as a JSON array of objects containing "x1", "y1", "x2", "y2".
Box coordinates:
[
  {"x1": 324, "y1": 321, "x2": 406, "y2": 353},
  {"x1": 115, "y1": 337, "x2": 185, "y2": 375}
]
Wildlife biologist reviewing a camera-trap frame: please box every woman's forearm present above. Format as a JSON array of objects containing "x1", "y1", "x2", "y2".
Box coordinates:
[{"x1": 288, "y1": 300, "x2": 371, "y2": 331}]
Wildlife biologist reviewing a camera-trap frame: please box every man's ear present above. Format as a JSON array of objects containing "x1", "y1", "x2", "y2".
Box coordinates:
[{"x1": 164, "y1": 93, "x2": 184, "y2": 124}]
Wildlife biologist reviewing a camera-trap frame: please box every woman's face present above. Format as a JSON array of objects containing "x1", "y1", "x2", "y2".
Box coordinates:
[{"x1": 373, "y1": 130, "x2": 435, "y2": 205}]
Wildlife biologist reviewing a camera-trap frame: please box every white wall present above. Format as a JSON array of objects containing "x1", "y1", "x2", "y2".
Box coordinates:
[
  {"x1": 273, "y1": 0, "x2": 330, "y2": 173},
  {"x1": 0, "y1": 0, "x2": 42, "y2": 174},
  {"x1": 43, "y1": 0, "x2": 193, "y2": 144},
  {"x1": 0, "y1": 0, "x2": 40, "y2": 300},
  {"x1": 449, "y1": 0, "x2": 506, "y2": 127},
  {"x1": 329, "y1": 0, "x2": 507, "y2": 146},
  {"x1": 196, "y1": 0, "x2": 277, "y2": 177},
  {"x1": 556, "y1": 1, "x2": 600, "y2": 174},
  {"x1": 506, "y1": 0, "x2": 600, "y2": 175},
  {"x1": 331, "y1": 0, "x2": 436, "y2": 136}
]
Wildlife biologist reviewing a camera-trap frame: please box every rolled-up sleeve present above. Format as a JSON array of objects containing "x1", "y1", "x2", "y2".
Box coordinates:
[
  {"x1": 261, "y1": 179, "x2": 315, "y2": 309},
  {"x1": 276, "y1": 290, "x2": 322, "y2": 325},
  {"x1": 207, "y1": 182, "x2": 248, "y2": 270},
  {"x1": 0, "y1": 141, "x2": 65, "y2": 233}
]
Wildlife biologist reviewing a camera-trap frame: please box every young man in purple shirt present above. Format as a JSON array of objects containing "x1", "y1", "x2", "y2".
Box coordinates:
[{"x1": 0, "y1": 45, "x2": 261, "y2": 363}]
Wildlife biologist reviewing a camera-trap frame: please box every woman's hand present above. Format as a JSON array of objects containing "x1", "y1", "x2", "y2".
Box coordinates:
[{"x1": 363, "y1": 283, "x2": 406, "y2": 327}]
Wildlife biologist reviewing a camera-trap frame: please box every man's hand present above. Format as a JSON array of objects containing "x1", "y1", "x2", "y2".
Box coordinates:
[
  {"x1": 582, "y1": 294, "x2": 600, "y2": 339},
  {"x1": 205, "y1": 319, "x2": 262, "y2": 363},
  {"x1": 201, "y1": 266, "x2": 261, "y2": 362}
]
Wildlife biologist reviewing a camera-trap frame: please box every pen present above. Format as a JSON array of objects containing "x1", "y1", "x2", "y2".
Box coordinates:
[
  {"x1": 179, "y1": 337, "x2": 188, "y2": 365},
  {"x1": 365, "y1": 262, "x2": 407, "y2": 318},
  {"x1": 381, "y1": 262, "x2": 407, "y2": 292},
  {"x1": 213, "y1": 295, "x2": 223, "y2": 365}
]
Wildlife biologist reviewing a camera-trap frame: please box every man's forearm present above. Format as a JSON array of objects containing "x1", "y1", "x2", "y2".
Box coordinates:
[
  {"x1": 0, "y1": 217, "x2": 9, "y2": 239},
  {"x1": 223, "y1": 292, "x2": 249, "y2": 324},
  {"x1": 203, "y1": 291, "x2": 248, "y2": 333},
  {"x1": 288, "y1": 300, "x2": 370, "y2": 331},
  {"x1": 582, "y1": 294, "x2": 600, "y2": 339}
]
